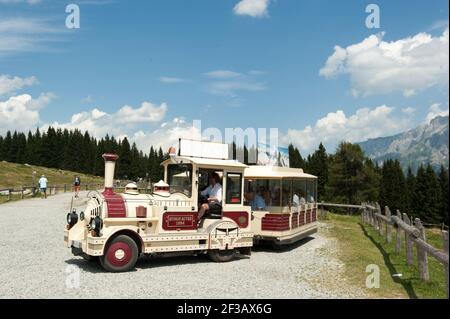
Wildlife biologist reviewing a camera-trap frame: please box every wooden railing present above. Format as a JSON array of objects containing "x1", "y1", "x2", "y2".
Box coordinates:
[
  {"x1": 361, "y1": 202, "x2": 449, "y2": 297},
  {"x1": 0, "y1": 183, "x2": 105, "y2": 202},
  {"x1": 0, "y1": 183, "x2": 157, "y2": 202}
]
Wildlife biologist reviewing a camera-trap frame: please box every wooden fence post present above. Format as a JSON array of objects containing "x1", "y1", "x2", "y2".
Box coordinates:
[
  {"x1": 7, "y1": 189, "x2": 11, "y2": 201},
  {"x1": 395, "y1": 210, "x2": 402, "y2": 254},
  {"x1": 377, "y1": 206, "x2": 383, "y2": 236},
  {"x1": 371, "y1": 209, "x2": 375, "y2": 227},
  {"x1": 414, "y1": 218, "x2": 430, "y2": 281},
  {"x1": 403, "y1": 213, "x2": 414, "y2": 266},
  {"x1": 443, "y1": 230, "x2": 449, "y2": 298},
  {"x1": 21, "y1": 187, "x2": 24, "y2": 199},
  {"x1": 385, "y1": 206, "x2": 392, "y2": 243}
]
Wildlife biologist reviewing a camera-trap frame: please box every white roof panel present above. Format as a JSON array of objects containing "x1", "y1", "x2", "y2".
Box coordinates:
[
  {"x1": 162, "y1": 156, "x2": 248, "y2": 169},
  {"x1": 244, "y1": 165, "x2": 317, "y2": 179}
]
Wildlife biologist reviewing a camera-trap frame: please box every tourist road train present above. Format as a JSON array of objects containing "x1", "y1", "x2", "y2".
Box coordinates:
[{"x1": 64, "y1": 139, "x2": 318, "y2": 272}]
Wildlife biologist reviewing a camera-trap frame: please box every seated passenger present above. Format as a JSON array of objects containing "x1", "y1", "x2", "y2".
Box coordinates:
[
  {"x1": 198, "y1": 172, "x2": 222, "y2": 221},
  {"x1": 300, "y1": 197, "x2": 306, "y2": 205},
  {"x1": 244, "y1": 191, "x2": 254, "y2": 206},
  {"x1": 293, "y1": 193, "x2": 300, "y2": 207},
  {"x1": 251, "y1": 186, "x2": 266, "y2": 211}
]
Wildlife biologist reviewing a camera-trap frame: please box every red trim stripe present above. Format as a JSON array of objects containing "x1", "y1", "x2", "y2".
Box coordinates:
[{"x1": 262, "y1": 214, "x2": 290, "y2": 231}]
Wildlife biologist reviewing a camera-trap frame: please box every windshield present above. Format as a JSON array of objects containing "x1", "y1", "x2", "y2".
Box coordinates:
[{"x1": 167, "y1": 164, "x2": 193, "y2": 197}]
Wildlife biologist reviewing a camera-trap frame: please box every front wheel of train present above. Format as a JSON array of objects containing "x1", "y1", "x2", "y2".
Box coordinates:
[
  {"x1": 207, "y1": 249, "x2": 236, "y2": 262},
  {"x1": 100, "y1": 235, "x2": 138, "y2": 272}
]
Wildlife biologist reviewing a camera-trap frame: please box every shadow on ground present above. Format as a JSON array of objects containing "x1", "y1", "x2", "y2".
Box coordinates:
[
  {"x1": 65, "y1": 251, "x2": 252, "y2": 273},
  {"x1": 64, "y1": 236, "x2": 312, "y2": 273},
  {"x1": 252, "y1": 236, "x2": 315, "y2": 253},
  {"x1": 359, "y1": 223, "x2": 417, "y2": 299}
]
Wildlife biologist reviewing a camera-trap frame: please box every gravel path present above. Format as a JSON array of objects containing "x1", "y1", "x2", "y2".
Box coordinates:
[{"x1": 0, "y1": 193, "x2": 368, "y2": 299}]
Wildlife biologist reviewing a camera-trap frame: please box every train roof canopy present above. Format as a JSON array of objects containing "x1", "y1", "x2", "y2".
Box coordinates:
[
  {"x1": 161, "y1": 156, "x2": 248, "y2": 169},
  {"x1": 244, "y1": 165, "x2": 317, "y2": 179}
]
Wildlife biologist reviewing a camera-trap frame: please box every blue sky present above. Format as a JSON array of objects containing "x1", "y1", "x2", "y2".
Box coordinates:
[{"x1": 0, "y1": 0, "x2": 448, "y2": 154}]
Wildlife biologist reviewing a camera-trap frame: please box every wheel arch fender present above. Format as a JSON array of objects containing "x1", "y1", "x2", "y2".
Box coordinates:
[{"x1": 102, "y1": 228, "x2": 144, "y2": 255}]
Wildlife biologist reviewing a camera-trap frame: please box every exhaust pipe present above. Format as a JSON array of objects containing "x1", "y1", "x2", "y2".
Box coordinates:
[{"x1": 102, "y1": 153, "x2": 119, "y2": 195}]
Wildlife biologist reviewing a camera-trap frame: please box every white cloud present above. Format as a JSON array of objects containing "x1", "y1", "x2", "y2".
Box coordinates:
[
  {"x1": 208, "y1": 81, "x2": 265, "y2": 96},
  {"x1": 430, "y1": 19, "x2": 449, "y2": 31},
  {"x1": 401, "y1": 107, "x2": 415, "y2": 115},
  {"x1": 132, "y1": 118, "x2": 201, "y2": 152},
  {"x1": 116, "y1": 102, "x2": 168, "y2": 124},
  {"x1": 0, "y1": 74, "x2": 37, "y2": 95},
  {"x1": 0, "y1": 17, "x2": 63, "y2": 55},
  {"x1": 281, "y1": 105, "x2": 413, "y2": 154},
  {"x1": 0, "y1": 93, "x2": 54, "y2": 134},
  {"x1": 0, "y1": 0, "x2": 41, "y2": 4},
  {"x1": 248, "y1": 70, "x2": 266, "y2": 76},
  {"x1": 204, "y1": 70, "x2": 242, "y2": 79},
  {"x1": 44, "y1": 101, "x2": 168, "y2": 138},
  {"x1": 81, "y1": 95, "x2": 93, "y2": 104},
  {"x1": 233, "y1": 0, "x2": 270, "y2": 18},
  {"x1": 205, "y1": 69, "x2": 266, "y2": 96},
  {"x1": 426, "y1": 103, "x2": 449, "y2": 123},
  {"x1": 320, "y1": 28, "x2": 449, "y2": 97},
  {"x1": 159, "y1": 77, "x2": 186, "y2": 84}
]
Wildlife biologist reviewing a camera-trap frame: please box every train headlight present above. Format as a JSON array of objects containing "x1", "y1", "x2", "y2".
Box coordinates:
[
  {"x1": 66, "y1": 211, "x2": 78, "y2": 227},
  {"x1": 90, "y1": 216, "x2": 103, "y2": 232}
]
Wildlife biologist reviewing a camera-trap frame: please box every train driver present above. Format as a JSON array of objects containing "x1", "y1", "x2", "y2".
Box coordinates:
[{"x1": 198, "y1": 172, "x2": 222, "y2": 221}]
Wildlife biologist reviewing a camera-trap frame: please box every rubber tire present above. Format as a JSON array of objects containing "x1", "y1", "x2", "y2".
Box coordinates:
[
  {"x1": 100, "y1": 235, "x2": 138, "y2": 272},
  {"x1": 207, "y1": 249, "x2": 236, "y2": 262}
]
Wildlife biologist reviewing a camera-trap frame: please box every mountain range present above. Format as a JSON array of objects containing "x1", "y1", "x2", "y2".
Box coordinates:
[{"x1": 358, "y1": 115, "x2": 449, "y2": 172}]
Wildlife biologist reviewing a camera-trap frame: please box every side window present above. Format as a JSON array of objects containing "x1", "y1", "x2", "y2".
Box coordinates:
[
  {"x1": 307, "y1": 179, "x2": 317, "y2": 203},
  {"x1": 293, "y1": 179, "x2": 307, "y2": 208},
  {"x1": 167, "y1": 164, "x2": 193, "y2": 197},
  {"x1": 226, "y1": 173, "x2": 242, "y2": 204}
]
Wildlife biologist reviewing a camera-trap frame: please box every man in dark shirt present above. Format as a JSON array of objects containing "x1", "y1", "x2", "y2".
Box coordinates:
[{"x1": 73, "y1": 175, "x2": 81, "y2": 198}]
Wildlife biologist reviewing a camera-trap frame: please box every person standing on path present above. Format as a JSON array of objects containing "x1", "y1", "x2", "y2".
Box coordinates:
[
  {"x1": 38, "y1": 175, "x2": 48, "y2": 199},
  {"x1": 73, "y1": 175, "x2": 81, "y2": 198}
]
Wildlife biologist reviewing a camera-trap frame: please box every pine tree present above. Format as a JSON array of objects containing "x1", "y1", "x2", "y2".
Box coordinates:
[
  {"x1": 288, "y1": 144, "x2": 305, "y2": 169},
  {"x1": 307, "y1": 143, "x2": 328, "y2": 200},
  {"x1": 414, "y1": 164, "x2": 442, "y2": 223},
  {"x1": 130, "y1": 143, "x2": 141, "y2": 180},
  {"x1": 0, "y1": 135, "x2": 4, "y2": 161},
  {"x1": 405, "y1": 166, "x2": 416, "y2": 215},
  {"x1": 425, "y1": 164, "x2": 442, "y2": 224},
  {"x1": 437, "y1": 165, "x2": 449, "y2": 225},
  {"x1": 379, "y1": 159, "x2": 407, "y2": 213},
  {"x1": 360, "y1": 158, "x2": 381, "y2": 202},
  {"x1": 8, "y1": 131, "x2": 19, "y2": 163},
  {"x1": 2, "y1": 131, "x2": 12, "y2": 162},
  {"x1": 326, "y1": 142, "x2": 364, "y2": 204},
  {"x1": 15, "y1": 132, "x2": 27, "y2": 164},
  {"x1": 117, "y1": 138, "x2": 132, "y2": 179}
]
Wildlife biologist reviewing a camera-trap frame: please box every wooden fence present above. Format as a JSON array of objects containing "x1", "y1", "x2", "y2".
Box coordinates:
[
  {"x1": 361, "y1": 202, "x2": 449, "y2": 297},
  {"x1": 0, "y1": 182, "x2": 157, "y2": 202},
  {"x1": 0, "y1": 183, "x2": 105, "y2": 201}
]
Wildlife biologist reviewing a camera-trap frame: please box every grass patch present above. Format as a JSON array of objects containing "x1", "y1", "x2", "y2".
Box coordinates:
[
  {"x1": 0, "y1": 161, "x2": 103, "y2": 190},
  {"x1": 323, "y1": 213, "x2": 447, "y2": 299},
  {"x1": 0, "y1": 161, "x2": 104, "y2": 204}
]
